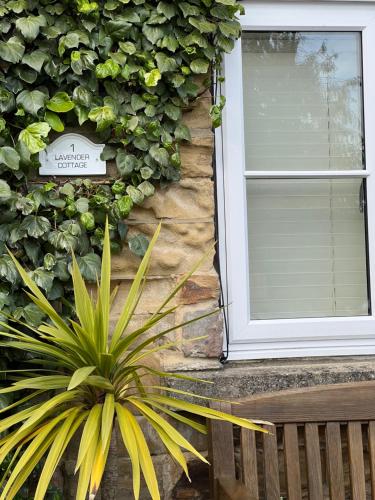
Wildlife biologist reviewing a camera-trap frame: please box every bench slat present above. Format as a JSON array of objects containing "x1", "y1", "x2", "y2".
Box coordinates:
[
  {"x1": 326, "y1": 422, "x2": 345, "y2": 500},
  {"x1": 240, "y1": 428, "x2": 259, "y2": 498},
  {"x1": 284, "y1": 424, "x2": 301, "y2": 500},
  {"x1": 263, "y1": 424, "x2": 280, "y2": 500},
  {"x1": 305, "y1": 423, "x2": 323, "y2": 500},
  {"x1": 348, "y1": 422, "x2": 366, "y2": 500},
  {"x1": 368, "y1": 421, "x2": 375, "y2": 498}
]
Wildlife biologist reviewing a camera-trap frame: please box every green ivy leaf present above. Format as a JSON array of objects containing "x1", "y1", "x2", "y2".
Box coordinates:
[
  {"x1": 155, "y1": 52, "x2": 177, "y2": 73},
  {"x1": 144, "y1": 69, "x2": 161, "y2": 87},
  {"x1": 32, "y1": 268, "x2": 54, "y2": 292},
  {"x1": 22, "y1": 50, "x2": 49, "y2": 71},
  {"x1": 59, "y1": 183, "x2": 75, "y2": 197},
  {"x1": 76, "y1": 197, "x2": 89, "y2": 213},
  {"x1": 219, "y1": 20, "x2": 241, "y2": 37},
  {"x1": 88, "y1": 106, "x2": 116, "y2": 131},
  {"x1": 190, "y1": 58, "x2": 209, "y2": 74},
  {"x1": 96, "y1": 59, "x2": 121, "y2": 79},
  {"x1": 128, "y1": 234, "x2": 149, "y2": 257},
  {"x1": 77, "y1": 0, "x2": 99, "y2": 14},
  {"x1": 143, "y1": 24, "x2": 165, "y2": 44},
  {"x1": 105, "y1": 18, "x2": 132, "y2": 39},
  {"x1": 138, "y1": 180, "x2": 155, "y2": 197},
  {"x1": 0, "y1": 147, "x2": 20, "y2": 171},
  {"x1": 47, "y1": 92, "x2": 75, "y2": 113},
  {"x1": 116, "y1": 151, "x2": 138, "y2": 176},
  {"x1": 164, "y1": 103, "x2": 181, "y2": 121},
  {"x1": 45, "y1": 111, "x2": 65, "y2": 132},
  {"x1": 175, "y1": 123, "x2": 192, "y2": 141},
  {"x1": 20, "y1": 215, "x2": 51, "y2": 238},
  {"x1": 0, "y1": 256, "x2": 19, "y2": 284},
  {"x1": 7, "y1": 0, "x2": 27, "y2": 14},
  {"x1": 0, "y1": 36, "x2": 25, "y2": 63},
  {"x1": 161, "y1": 35, "x2": 179, "y2": 53},
  {"x1": 216, "y1": 0, "x2": 237, "y2": 5},
  {"x1": 179, "y1": 3, "x2": 201, "y2": 17},
  {"x1": 119, "y1": 41, "x2": 136, "y2": 55},
  {"x1": 19, "y1": 122, "x2": 51, "y2": 154},
  {"x1": 76, "y1": 0, "x2": 99, "y2": 14},
  {"x1": 157, "y1": 2, "x2": 177, "y2": 19},
  {"x1": 16, "y1": 90, "x2": 47, "y2": 116},
  {"x1": 188, "y1": 17, "x2": 216, "y2": 33},
  {"x1": 23, "y1": 240, "x2": 41, "y2": 266},
  {"x1": 116, "y1": 195, "x2": 133, "y2": 217},
  {"x1": 75, "y1": 253, "x2": 101, "y2": 281},
  {"x1": 73, "y1": 86, "x2": 93, "y2": 107},
  {"x1": 101, "y1": 145, "x2": 117, "y2": 161},
  {"x1": 43, "y1": 253, "x2": 56, "y2": 271},
  {"x1": 0, "y1": 87, "x2": 15, "y2": 112},
  {"x1": 0, "y1": 180, "x2": 11, "y2": 201},
  {"x1": 15, "y1": 15, "x2": 46, "y2": 41},
  {"x1": 149, "y1": 144, "x2": 169, "y2": 166},
  {"x1": 48, "y1": 230, "x2": 78, "y2": 251},
  {"x1": 16, "y1": 197, "x2": 36, "y2": 215},
  {"x1": 22, "y1": 303, "x2": 45, "y2": 326},
  {"x1": 126, "y1": 185, "x2": 144, "y2": 205}
]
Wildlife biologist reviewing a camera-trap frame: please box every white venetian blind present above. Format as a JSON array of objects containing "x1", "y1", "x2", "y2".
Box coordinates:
[{"x1": 242, "y1": 32, "x2": 370, "y2": 320}]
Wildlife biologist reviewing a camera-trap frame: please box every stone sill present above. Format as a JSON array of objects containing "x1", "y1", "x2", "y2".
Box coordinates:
[{"x1": 167, "y1": 355, "x2": 375, "y2": 398}]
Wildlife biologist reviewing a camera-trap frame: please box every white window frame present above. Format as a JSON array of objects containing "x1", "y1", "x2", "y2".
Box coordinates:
[{"x1": 216, "y1": 1, "x2": 375, "y2": 360}]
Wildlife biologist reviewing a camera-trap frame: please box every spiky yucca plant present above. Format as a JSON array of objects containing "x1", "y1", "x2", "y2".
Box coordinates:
[{"x1": 0, "y1": 222, "x2": 264, "y2": 500}]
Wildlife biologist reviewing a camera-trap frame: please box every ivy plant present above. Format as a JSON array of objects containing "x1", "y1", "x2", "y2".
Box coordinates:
[{"x1": 0, "y1": 0, "x2": 242, "y2": 324}]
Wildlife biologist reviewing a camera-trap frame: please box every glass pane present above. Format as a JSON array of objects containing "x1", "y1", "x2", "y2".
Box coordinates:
[
  {"x1": 242, "y1": 32, "x2": 364, "y2": 170},
  {"x1": 247, "y1": 179, "x2": 369, "y2": 320}
]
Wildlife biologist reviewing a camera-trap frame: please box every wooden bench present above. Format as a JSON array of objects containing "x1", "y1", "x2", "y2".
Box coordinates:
[{"x1": 208, "y1": 381, "x2": 375, "y2": 499}]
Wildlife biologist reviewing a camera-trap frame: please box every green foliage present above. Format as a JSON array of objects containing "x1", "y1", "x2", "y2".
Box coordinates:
[
  {"x1": 0, "y1": 0, "x2": 242, "y2": 324},
  {"x1": 0, "y1": 222, "x2": 264, "y2": 500}
]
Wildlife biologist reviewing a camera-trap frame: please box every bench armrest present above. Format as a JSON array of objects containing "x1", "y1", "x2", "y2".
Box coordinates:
[{"x1": 217, "y1": 478, "x2": 255, "y2": 500}]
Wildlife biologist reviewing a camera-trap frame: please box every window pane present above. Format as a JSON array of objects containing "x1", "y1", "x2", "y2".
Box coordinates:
[
  {"x1": 242, "y1": 32, "x2": 364, "y2": 171},
  {"x1": 247, "y1": 179, "x2": 369, "y2": 319}
]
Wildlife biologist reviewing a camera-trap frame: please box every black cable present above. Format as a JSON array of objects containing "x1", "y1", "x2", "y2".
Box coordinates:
[{"x1": 211, "y1": 67, "x2": 230, "y2": 364}]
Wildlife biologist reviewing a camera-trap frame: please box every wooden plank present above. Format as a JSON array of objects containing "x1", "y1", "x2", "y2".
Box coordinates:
[
  {"x1": 208, "y1": 402, "x2": 236, "y2": 500},
  {"x1": 230, "y1": 381, "x2": 375, "y2": 422},
  {"x1": 263, "y1": 424, "x2": 280, "y2": 500},
  {"x1": 368, "y1": 422, "x2": 375, "y2": 499},
  {"x1": 326, "y1": 422, "x2": 345, "y2": 500},
  {"x1": 348, "y1": 422, "x2": 366, "y2": 500},
  {"x1": 305, "y1": 423, "x2": 323, "y2": 500},
  {"x1": 240, "y1": 428, "x2": 259, "y2": 498},
  {"x1": 284, "y1": 424, "x2": 301, "y2": 500},
  {"x1": 218, "y1": 478, "x2": 255, "y2": 500}
]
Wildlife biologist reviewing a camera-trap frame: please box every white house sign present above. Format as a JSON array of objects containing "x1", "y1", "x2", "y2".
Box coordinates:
[{"x1": 39, "y1": 133, "x2": 106, "y2": 176}]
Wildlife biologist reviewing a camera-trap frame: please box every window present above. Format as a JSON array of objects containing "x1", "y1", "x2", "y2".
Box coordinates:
[{"x1": 217, "y1": 2, "x2": 375, "y2": 359}]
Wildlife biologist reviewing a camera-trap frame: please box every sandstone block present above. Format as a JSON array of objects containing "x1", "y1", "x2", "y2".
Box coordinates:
[
  {"x1": 129, "y1": 177, "x2": 214, "y2": 221},
  {"x1": 179, "y1": 274, "x2": 220, "y2": 306},
  {"x1": 111, "y1": 277, "x2": 177, "y2": 315},
  {"x1": 180, "y1": 129, "x2": 214, "y2": 179},
  {"x1": 179, "y1": 301, "x2": 223, "y2": 358},
  {"x1": 183, "y1": 95, "x2": 212, "y2": 129},
  {"x1": 111, "y1": 222, "x2": 215, "y2": 278}
]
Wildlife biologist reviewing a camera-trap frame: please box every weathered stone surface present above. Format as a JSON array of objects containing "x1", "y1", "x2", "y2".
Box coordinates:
[
  {"x1": 166, "y1": 356, "x2": 375, "y2": 399},
  {"x1": 180, "y1": 129, "x2": 214, "y2": 179},
  {"x1": 161, "y1": 354, "x2": 222, "y2": 372},
  {"x1": 183, "y1": 95, "x2": 212, "y2": 130},
  {"x1": 128, "y1": 177, "x2": 214, "y2": 221},
  {"x1": 178, "y1": 301, "x2": 223, "y2": 358},
  {"x1": 179, "y1": 275, "x2": 219, "y2": 306},
  {"x1": 111, "y1": 277, "x2": 177, "y2": 315},
  {"x1": 111, "y1": 222, "x2": 215, "y2": 278}
]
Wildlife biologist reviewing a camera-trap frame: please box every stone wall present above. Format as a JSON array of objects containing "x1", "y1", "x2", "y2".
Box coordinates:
[{"x1": 110, "y1": 89, "x2": 223, "y2": 372}]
